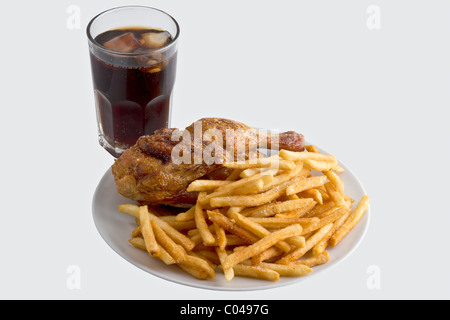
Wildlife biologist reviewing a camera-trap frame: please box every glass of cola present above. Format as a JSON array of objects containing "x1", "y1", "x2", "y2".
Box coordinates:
[{"x1": 87, "y1": 6, "x2": 180, "y2": 157}]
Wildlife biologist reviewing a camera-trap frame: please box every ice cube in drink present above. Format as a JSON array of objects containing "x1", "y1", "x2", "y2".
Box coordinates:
[
  {"x1": 141, "y1": 31, "x2": 172, "y2": 49},
  {"x1": 103, "y1": 32, "x2": 142, "y2": 53}
]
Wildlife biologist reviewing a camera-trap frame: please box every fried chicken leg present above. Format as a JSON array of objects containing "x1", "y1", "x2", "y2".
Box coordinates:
[{"x1": 112, "y1": 118, "x2": 305, "y2": 206}]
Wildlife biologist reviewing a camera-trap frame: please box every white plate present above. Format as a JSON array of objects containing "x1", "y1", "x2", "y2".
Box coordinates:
[{"x1": 92, "y1": 145, "x2": 370, "y2": 291}]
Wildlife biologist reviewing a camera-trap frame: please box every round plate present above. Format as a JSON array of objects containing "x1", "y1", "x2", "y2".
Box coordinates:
[{"x1": 92, "y1": 145, "x2": 370, "y2": 291}]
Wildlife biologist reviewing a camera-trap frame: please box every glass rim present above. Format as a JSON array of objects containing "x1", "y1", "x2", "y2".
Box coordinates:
[{"x1": 86, "y1": 5, "x2": 180, "y2": 57}]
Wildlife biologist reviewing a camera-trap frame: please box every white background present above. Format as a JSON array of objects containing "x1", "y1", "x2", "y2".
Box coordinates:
[{"x1": 1, "y1": 0, "x2": 449, "y2": 299}]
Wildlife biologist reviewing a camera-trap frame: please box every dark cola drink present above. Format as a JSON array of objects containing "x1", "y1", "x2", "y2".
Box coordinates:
[{"x1": 89, "y1": 26, "x2": 178, "y2": 157}]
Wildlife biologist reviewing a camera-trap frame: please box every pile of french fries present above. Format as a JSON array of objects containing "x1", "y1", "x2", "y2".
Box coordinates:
[{"x1": 117, "y1": 145, "x2": 370, "y2": 282}]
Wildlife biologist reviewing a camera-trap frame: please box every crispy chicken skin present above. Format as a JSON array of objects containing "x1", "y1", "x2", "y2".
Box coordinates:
[{"x1": 111, "y1": 118, "x2": 305, "y2": 206}]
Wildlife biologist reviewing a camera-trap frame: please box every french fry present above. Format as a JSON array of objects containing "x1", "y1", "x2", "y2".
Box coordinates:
[
  {"x1": 195, "y1": 192, "x2": 216, "y2": 245},
  {"x1": 206, "y1": 210, "x2": 259, "y2": 244},
  {"x1": 286, "y1": 175, "x2": 328, "y2": 196},
  {"x1": 329, "y1": 195, "x2": 370, "y2": 247},
  {"x1": 247, "y1": 217, "x2": 319, "y2": 229},
  {"x1": 213, "y1": 222, "x2": 227, "y2": 251},
  {"x1": 259, "y1": 262, "x2": 313, "y2": 277},
  {"x1": 303, "y1": 200, "x2": 336, "y2": 218},
  {"x1": 215, "y1": 247, "x2": 234, "y2": 281},
  {"x1": 301, "y1": 206, "x2": 349, "y2": 235},
  {"x1": 292, "y1": 250, "x2": 330, "y2": 267},
  {"x1": 187, "y1": 180, "x2": 231, "y2": 192},
  {"x1": 225, "y1": 264, "x2": 280, "y2": 281},
  {"x1": 131, "y1": 225, "x2": 142, "y2": 238},
  {"x1": 297, "y1": 189, "x2": 323, "y2": 205},
  {"x1": 192, "y1": 249, "x2": 221, "y2": 266},
  {"x1": 226, "y1": 168, "x2": 243, "y2": 181},
  {"x1": 151, "y1": 220, "x2": 186, "y2": 263},
  {"x1": 251, "y1": 247, "x2": 285, "y2": 265},
  {"x1": 276, "y1": 223, "x2": 334, "y2": 264},
  {"x1": 165, "y1": 220, "x2": 197, "y2": 231},
  {"x1": 312, "y1": 208, "x2": 351, "y2": 256},
  {"x1": 139, "y1": 206, "x2": 160, "y2": 257},
  {"x1": 279, "y1": 149, "x2": 337, "y2": 163},
  {"x1": 128, "y1": 237, "x2": 176, "y2": 265},
  {"x1": 118, "y1": 204, "x2": 140, "y2": 218},
  {"x1": 303, "y1": 159, "x2": 339, "y2": 172},
  {"x1": 229, "y1": 177, "x2": 266, "y2": 195},
  {"x1": 188, "y1": 251, "x2": 217, "y2": 269},
  {"x1": 191, "y1": 233, "x2": 248, "y2": 247},
  {"x1": 324, "y1": 182, "x2": 346, "y2": 207},
  {"x1": 240, "y1": 167, "x2": 265, "y2": 178},
  {"x1": 282, "y1": 194, "x2": 300, "y2": 200},
  {"x1": 227, "y1": 206, "x2": 245, "y2": 215},
  {"x1": 274, "y1": 200, "x2": 317, "y2": 219},
  {"x1": 229, "y1": 211, "x2": 291, "y2": 253},
  {"x1": 323, "y1": 170, "x2": 344, "y2": 194},
  {"x1": 224, "y1": 156, "x2": 296, "y2": 171},
  {"x1": 179, "y1": 254, "x2": 216, "y2": 280},
  {"x1": 210, "y1": 184, "x2": 285, "y2": 208},
  {"x1": 198, "y1": 170, "x2": 278, "y2": 206},
  {"x1": 259, "y1": 163, "x2": 309, "y2": 193},
  {"x1": 175, "y1": 206, "x2": 196, "y2": 222},
  {"x1": 305, "y1": 145, "x2": 320, "y2": 153},
  {"x1": 146, "y1": 207, "x2": 196, "y2": 251},
  {"x1": 223, "y1": 224, "x2": 303, "y2": 269},
  {"x1": 241, "y1": 198, "x2": 316, "y2": 218},
  {"x1": 177, "y1": 263, "x2": 212, "y2": 280},
  {"x1": 128, "y1": 237, "x2": 146, "y2": 251}
]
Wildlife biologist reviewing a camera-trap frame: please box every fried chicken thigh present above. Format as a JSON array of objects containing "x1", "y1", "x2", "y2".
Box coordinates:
[{"x1": 112, "y1": 118, "x2": 305, "y2": 206}]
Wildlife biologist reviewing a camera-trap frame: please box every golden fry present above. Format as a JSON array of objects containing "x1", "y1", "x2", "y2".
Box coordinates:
[
  {"x1": 229, "y1": 211, "x2": 291, "y2": 253},
  {"x1": 247, "y1": 217, "x2": 319, "y2": 229},
  {"x1": 210, "y1": 186, "x2": 284, "y2": 208},
  {"x1": 223, "y1": 224, "x2": 303, "y2": 269},
  {"x1": 215, "y1": 247, "x2": 234, "y2": 281},
  {"x1": 179, "y1": 254, "x2": 216, "y2": 280},
  {"x1": 151, "y1": 220, "x2": 186, "y2": 263},
  {"x1": 198, "y1": 170, "x2": 277, "y2": 205},
  {"x1": 118, "y1": 204, "x2": 140, "y2": 218},
  {"x1": 286, "y1": 175, "x2": 328, "y2": 196},
  {"x1": 226, "y1": 168, "x2": 243, "y2": 181},
  {"x1": 128, "y1": 237, "x2": 176, "y2": 265},
  {"x1": 259, "y1": 262, "x2": 312, "y2": 277},
  {"x1": 147, "y1": 207, "x2": 196, "y2": 251},
  {"x1": 241, "y1": 198, "x2": 316, "y2": 218},
  {"x1": 195, "y1": 192, "x2": 216, "y2": 245},
  {"x1": 323, "y1": 170, "x2": 344, "y2": 194},
  {"x1": 312, "y1": 209, "x2": 351, "y2": 256},
  {"x1": 175, "y1": 206, "x2": 195, "y2": 222},
  {"x1": 324, "y1": 182, "x2": 346, "y2": 207},
  {"x1": 305, "y1": 145, "x2": 320, "y2": 153},
  {"x1": 213, "y1": 222, "x2": 227, "y2": 251},
  {"x1": 187, "y1": 180, "x2": 231, "y2": 192},
  {"x1": 276, "y1": 223, "x2": 334, "y2": 264},
  {"x1": 229, "y1": 177, "x2": 266, "y2": 195},
  {"x1": 225, "y1": 264, "x2": 280, "y2": 281},
  {"x1": 293, "y1": 251, "x2": 330, "y2": 267},
  {"x1": 206, "y1": 210, "x2": 258, "y2": 244},
  {"x1": 297, "y1": 189, "x2": 323, "y2": 205},
  {"x1": 301, "y1": 206, "x2": 349, "y2": 235},
  {"x1": 224, "y1": 156, "x2": 296, "y2": 171},
  {"x1": 329, "y1": 195, "x2": 370, "y2": 247},
  {"x1": 279, "y1": 149, "x2": 337, "y2": 163},
  {"x1": 251, "y1": 247, "x2": 285, "y2": 265},
  {"x1": 139, "y1": 206, "x2": 160, "y2": 256}
]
